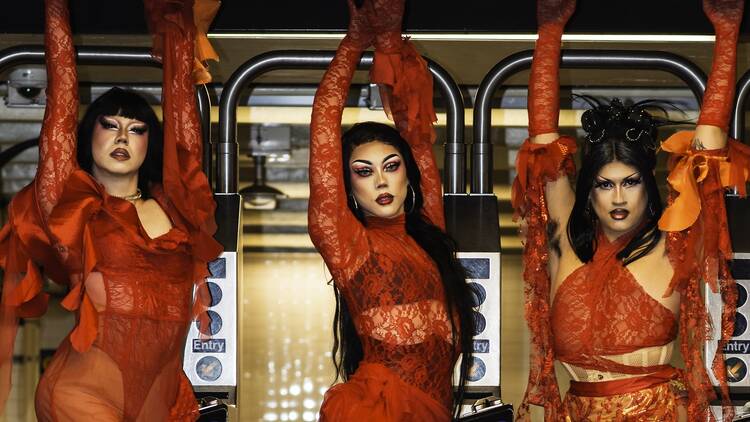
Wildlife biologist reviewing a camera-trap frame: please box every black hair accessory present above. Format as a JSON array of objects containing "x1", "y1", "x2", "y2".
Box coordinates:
[{"x1": 577, "y1": 96, "x2": 680, "y2": 151}]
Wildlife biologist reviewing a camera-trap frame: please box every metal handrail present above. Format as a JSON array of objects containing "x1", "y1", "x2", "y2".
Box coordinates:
[
  {"x1": 472, "y1": 49, "x2": 708, "y2": 194},
  {"x1": 0, "y1": 45, "x2": 214, "y2": 184},
  {"x1": 732, "y1": 69, "x2": 750, "y2": 141},
  {"x1": 217, "y1": 50, "x2": 465, "y2": 194}
]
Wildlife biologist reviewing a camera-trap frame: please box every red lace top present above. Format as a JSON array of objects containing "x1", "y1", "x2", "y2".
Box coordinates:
[
  {"x1": 512, "y1": 134, "x2": 750, "y2": 421},
  {"x1": 551, "y1": 231, "x2": 678, "y2": 369},
  {"x1": 308, "y1": 23, "x2": 457, "y2": 409},
  {"x1": 0, "y1": 0, "x2": 222, "y2": 420}
]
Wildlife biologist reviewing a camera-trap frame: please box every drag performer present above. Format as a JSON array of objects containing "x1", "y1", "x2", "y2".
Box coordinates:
[
  {"x1": 308, "y1": 0, "x2": 474, "y2": 420},
  {"x1": 0, "y1": 0, "x2": 222, "y2": 420},
  {"x1": 514, "y1": 0, "x2": 748, "y2": 420}
]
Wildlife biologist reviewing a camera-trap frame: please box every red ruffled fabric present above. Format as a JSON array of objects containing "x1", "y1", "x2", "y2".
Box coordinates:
[
  {"x1": 370, "y1": 36, "x2": 437, "y2": 149},
  {"x1": 145, "y1": 0, "x2": 221, "y2": 85},
  {"x1": 659, "y1": 131, "x2": 750, "y2": 421},
  {"x1": 319, "y1": 363, "x2": 450, "y2": 422},
  {"x1": 511, "y1": 136, "x2": 577, "y2": 421}
]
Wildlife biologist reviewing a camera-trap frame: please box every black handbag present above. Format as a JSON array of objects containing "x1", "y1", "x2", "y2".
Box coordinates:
[{"x1": 458, "y1": 396, "x2": 514, "y2": 422}]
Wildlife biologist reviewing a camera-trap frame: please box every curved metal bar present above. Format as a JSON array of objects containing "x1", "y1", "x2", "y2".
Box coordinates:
[
  {"x1": 732, "y1": 69, "x2": 750, "y2": 141},
  {"x1": 0, "y1": 45, "x2": 214, "y2": 177},
  {"x1": 472, "y1": 49, "x2": 708, "y2": 194},
  {"x1": 217, "y1": 50, "x2": 465, "y2": 194}
]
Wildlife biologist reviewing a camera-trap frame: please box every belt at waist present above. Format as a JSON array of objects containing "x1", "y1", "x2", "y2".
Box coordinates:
[{"x1": 568, "y1": 367, "x2": 680, "y2": 397}]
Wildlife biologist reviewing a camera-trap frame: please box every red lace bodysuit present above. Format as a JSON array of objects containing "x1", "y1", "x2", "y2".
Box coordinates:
[
  {"x1": 512, "y1": 135, "x2": 750, "y2": 420},
  {"x1": 0, "y1": 0, "x2": 222, "y2": 420},
  {"x1": 308, "y1": 9, "x2": 457, "y2": 421}
]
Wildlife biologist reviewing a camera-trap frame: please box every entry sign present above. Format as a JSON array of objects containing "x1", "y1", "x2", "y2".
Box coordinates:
[
  {"x1": 183, "y1": 251, "x2": 238, "y2": 387},
  {"x1": 453, "y1": 252, "x2": 501, "y2": 388}
]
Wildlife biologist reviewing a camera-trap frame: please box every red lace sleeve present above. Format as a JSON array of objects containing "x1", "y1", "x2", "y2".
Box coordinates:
[
  {"x1": 143, "y1": 0, "x2": 222, "y2": 331},
  {"x1": 660, "y1": 131, "x2": 750, "y2": 421},
  {"x1": 36, "y1": 0, "x2": 79, "y2": 218},
  {"x1": 364, "y1": 0, "x2": 443, "y2": 229},
  {"x1": 308, "y1": 31, "x2": 372, "y2": 279},
  {"x1": 512, "y1": 136, "x2": 576, "y2": 421},
  {"x1": 0, "y1": 0, "x2": 77, "y2": 411}
]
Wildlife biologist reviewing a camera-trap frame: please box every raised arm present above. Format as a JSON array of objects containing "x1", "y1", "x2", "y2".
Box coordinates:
[
  {"x1": 522, "y1": 0, "x2": 578, "y2": 233},
  {"x1": 692, "y1": 0, "x2": 744, "y2": 150},
  {"x1": 513, "y1": 0, "x2": 576, "y2": 420},
  {"x1": 657, "y1": 1, "x2": 745, "y2": 419},
  {"x1": 36, "y1": 0, "x2": 80, "y2": 218},
  {"x1": 144, "y1": 0, "x2": 220, "y2": 246},
  {"x1": 308, "y1": 1, "x2": 372, "y2": 274},
  {"x1": 364, "y1": 0, "x2": 444, "y2": 229}
]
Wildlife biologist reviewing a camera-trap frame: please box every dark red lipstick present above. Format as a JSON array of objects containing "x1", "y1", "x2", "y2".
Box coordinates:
[
  {"x1": 110, "y1": 148, "x2": 130, "y2": 161},
  {"x1": 609, "y1": 208, "x2": 629, "y2": 220},
  {"x1": 376, "y1": 193, "x2": 394, "y2": 206}
]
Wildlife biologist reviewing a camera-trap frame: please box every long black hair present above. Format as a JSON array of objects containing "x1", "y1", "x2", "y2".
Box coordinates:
[
  {"x1": 568, "y1": 98, "x2": 674, "y2": 264},
  {"x1": 77, "y1": 87, "x2": 163, "y2": 198},
  {"x1": 333, "y1": 121, "x2": 475, "y2": 415}
]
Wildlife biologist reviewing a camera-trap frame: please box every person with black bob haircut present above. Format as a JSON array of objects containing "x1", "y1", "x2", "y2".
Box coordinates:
[
  {"x1": 308, "y1": 0, "x2": 475, "y2": 420},
  {"x1": 514, "y1": 0, "x2": 748, "y2": 420},
  {"x1": 76, "y1": 87, "x2": 164, "y2": 200},
  {"x1": 0, "y1": 0, "x2": 223, "y2": 420}
]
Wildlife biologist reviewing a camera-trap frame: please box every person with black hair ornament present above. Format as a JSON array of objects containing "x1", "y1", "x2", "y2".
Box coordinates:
[
  {"x1": 0, "y1": 0, "x2": 222, "y2": 420},
  {"x1": 308, "y1": 0, "x2": 476, "y2": 420},
  {"x1": 513, "y1": 0, "x2": 750, "y2": 420}
]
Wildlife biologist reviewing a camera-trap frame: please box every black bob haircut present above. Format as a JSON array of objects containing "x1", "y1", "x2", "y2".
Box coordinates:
[
  {"x1": 567, "y1": 98, "x2": 676, "y2": 265},
  {"x1": 76, "y1": 87, "x2": 163, "y2": 198}
]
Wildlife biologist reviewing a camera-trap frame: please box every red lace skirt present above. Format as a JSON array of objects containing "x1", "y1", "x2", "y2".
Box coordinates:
[{"x1": 319, "y1": 362, "x2": 450, "y2": 422}]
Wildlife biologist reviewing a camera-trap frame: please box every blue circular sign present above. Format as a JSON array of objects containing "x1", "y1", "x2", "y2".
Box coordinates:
[
  {"x1": 738, "y1": 283, "x2": 748, "y2": 308},
  {"x1": 196, "y1": 356, "x2": 223, "y2": 382},
  {"x1": 468, "y1": 357, "x2": 486, "y2": 382},
  {"x1": 734, "y1": 312, "x2": 748, "y2": 337},
  {"x1": 726, "y1": 357, "x2": 747, "y2": 383},
  {"x1": 473, "y1": 311, "x2": 486, "y2": 335},
  {"x1": 468, "y1": 282, "x2": 487, "y2": 307},
  {"x1": 196, "y1": 310, "x2": 223, "y2": 336}
]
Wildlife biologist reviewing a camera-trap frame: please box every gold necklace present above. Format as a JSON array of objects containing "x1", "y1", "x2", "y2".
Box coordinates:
[{"x1": 113, "y1": 189, "x2": 142, "y2": 202}]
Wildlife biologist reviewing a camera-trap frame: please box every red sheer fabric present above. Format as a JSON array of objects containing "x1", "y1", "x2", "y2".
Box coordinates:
[
  {"x1": 660, "y1": 131, "x2": 750, "y2": 420},
  {"x1": 513, "y1": 133, "x2": 749, "y2": 421},
  {"x1": 309, "y1": 1, "x2": 455, "y2": 420},
  {"x1": 512, "y1": 137, "x2": 576, "y2": 421},
  {"x1": 551, "y1": 231, "x2": 677, "y2": 371},
  {"x1": 527, "y1": 0, "x2": 576, "y2": 136},
  {"x1": 0, "y1": 0, "x2": 222, "y2": 420},
  {"x1": 697, "y1": 0, "x2": 744, "y2": 130}
]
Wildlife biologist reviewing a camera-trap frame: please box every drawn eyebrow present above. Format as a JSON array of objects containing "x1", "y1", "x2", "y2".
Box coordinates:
[
  {"x1": 596, "y1": 171, "x2": 640, "y2": 183},
  {"x1": 382, "y1": 154, "x2": 399, "y2": 163},
  {"x1": 352, "y1": 159, "x2": 372, "y2": 165}
]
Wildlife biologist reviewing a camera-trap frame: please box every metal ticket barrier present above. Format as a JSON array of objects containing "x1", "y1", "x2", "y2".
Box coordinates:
[
  {"x1": 0, "y1": 45, "x2": 220, "y2": 420},
  {"x1": 473, "y1": 49, "x2": 709, "y2": 409}
]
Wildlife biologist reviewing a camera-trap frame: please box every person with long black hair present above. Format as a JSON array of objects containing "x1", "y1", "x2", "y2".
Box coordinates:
[
  {"x1": 514, "y1": 0, "x2": 748, "y2": 420},
  {"x1": 308, "y1": 0, "x2": 474, "y2": 420}
]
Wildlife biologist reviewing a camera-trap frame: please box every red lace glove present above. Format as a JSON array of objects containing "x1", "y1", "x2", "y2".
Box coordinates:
[
  {"x1": 528, "y1": 0, "x2": 576, "y2": 137},
  {"x1": 697, "y1": 0, "x2": 744, "y2": 130},
  {"x1": 363, "y1": 0, "x2": 404, "y2": 53},
  {"x1": 344, "y1": 0, "x2": 374, "y2": 51}
]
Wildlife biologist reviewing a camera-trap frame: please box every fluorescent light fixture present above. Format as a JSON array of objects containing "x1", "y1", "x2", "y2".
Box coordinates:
[{"x1": 208, "y1": 33, "x2": 715, "y2": 43}]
